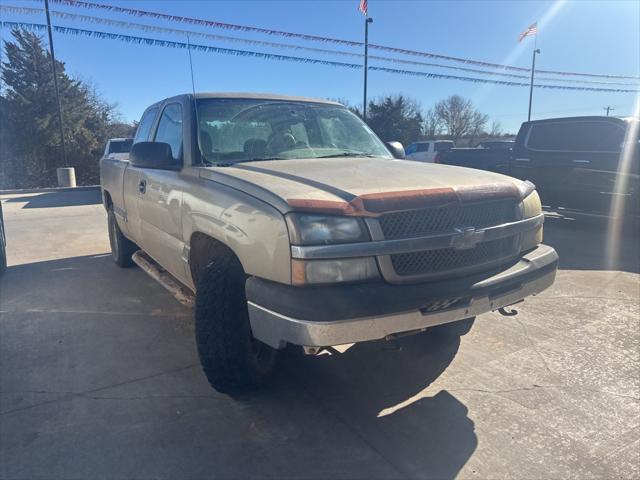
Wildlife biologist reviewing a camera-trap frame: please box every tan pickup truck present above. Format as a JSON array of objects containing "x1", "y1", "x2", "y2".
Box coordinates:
[{"x1": 100, "y1": 93, "x2": 558, "y2": 394}]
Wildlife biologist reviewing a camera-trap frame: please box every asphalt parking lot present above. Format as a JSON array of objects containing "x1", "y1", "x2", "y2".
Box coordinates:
[{"x1": 0, "y1": 189, "x2": 638, "y2": 480}]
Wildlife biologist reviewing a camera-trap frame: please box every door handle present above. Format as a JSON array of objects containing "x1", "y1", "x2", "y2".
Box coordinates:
[
  {"x1": 514, "y1": 158, "x2": 530, "y2": 162},
  {"x1": 572, "y1": 159, "x2": 591, "y2": 164},
  {"x1": 138, "y1": 179, "x2": 146, "y2": 194}
]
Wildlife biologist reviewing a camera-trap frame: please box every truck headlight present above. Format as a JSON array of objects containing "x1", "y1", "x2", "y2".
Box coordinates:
[
  {"x1": 520, "y1": 190, "x2": 543, "y2": 251},
  {"x1": 292, "y1": 258, "x2": 380, "y2": 285},
  {"x1": 286, "y1": 214, "x2": 369, "y2": 245}
]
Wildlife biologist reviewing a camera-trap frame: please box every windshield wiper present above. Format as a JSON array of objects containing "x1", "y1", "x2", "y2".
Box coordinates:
[
  {"x1": 211, "y1": 157, "x2": 285, "y2": 167},
  {"x1": 316, "y1": 152, "x2": 377, "y2": 158}
]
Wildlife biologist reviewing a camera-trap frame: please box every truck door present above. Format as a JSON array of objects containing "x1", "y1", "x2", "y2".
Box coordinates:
[
  {"x1": 560, "y1": 119, "x2": 628, "y2": 213},
  {"x1": 122, "y1": 106, "x2": 160, "y2": 244},
  {"x1": 138, "y1": 102, "x2": 189, "y2": 284},
  {"x1": 510, "y1": 123, "x2": 546, "y2": 196}
]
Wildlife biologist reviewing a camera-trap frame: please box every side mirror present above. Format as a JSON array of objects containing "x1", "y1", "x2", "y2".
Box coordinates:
[
  {"x1": 130, "y1": 142, "x2": 181, "y2": 170},
  {"x1": 385, "y1": 141, "x2": 405, "y2": 159}
]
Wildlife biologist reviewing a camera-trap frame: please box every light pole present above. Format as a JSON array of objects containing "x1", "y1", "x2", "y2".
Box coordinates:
[
  {"x1": 44, "y1": 0, "x2": 67, "y2": 169},
  {"x1": 527, "y1": 47, "x2": 540, "y2": 122},
  {"x1": 604, "y1": 106, "x2": 614, "y2": 116},
  {"x1": 363, "y1": 17, "x2": 373, "y2": 122}
]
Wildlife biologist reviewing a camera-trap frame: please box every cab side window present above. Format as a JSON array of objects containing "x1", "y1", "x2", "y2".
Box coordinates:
[
  {"x1": 134, "y1": 107, "x2": 159, "y2": 144},
  {"x1": 154, "y1": 103, "x2": 183, "y2": 160},
  {"x1": 416, "y1": 143, "x2": 430, "y2": 153}
]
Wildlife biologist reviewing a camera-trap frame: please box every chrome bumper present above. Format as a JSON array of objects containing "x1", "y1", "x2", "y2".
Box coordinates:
[{"x1": 248, "y1": 246, "x2": 557, "y2": 349}]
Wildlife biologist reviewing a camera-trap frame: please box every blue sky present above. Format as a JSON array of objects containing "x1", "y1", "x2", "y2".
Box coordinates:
[{"x1": 2, "y1": 0, "x2": 639, "y2": 133}]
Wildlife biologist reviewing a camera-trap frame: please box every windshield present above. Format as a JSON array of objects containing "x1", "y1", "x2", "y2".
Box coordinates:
[{"x1": 195, "y1": 99, "x2": 392, "y2": 164}]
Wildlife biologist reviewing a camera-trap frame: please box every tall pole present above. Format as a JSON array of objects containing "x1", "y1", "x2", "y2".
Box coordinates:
[
  {"x1": 363, "y1": 17, "x2": 373, "y2": 122},
  {"x1": 527, "y1": 45, "x2": 540, "y2": 122},
  {"x1": 44, "y1": 0, "x2": 67, "y2": 167}
]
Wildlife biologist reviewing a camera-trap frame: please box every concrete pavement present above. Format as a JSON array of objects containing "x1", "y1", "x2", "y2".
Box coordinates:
[{"x1": 0, "y1": 190, "x2": 638, "y2": 479}]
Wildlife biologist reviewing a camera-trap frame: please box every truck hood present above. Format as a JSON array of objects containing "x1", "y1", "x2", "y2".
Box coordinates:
[{"x1": 200, "y1": 157, "x2": 532, "y2": 215}]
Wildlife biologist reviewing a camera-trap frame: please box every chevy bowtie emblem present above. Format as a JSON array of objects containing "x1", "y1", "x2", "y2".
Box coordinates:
[{"x1": 451, "y1": 227, "x2": 485, "y2": 250}]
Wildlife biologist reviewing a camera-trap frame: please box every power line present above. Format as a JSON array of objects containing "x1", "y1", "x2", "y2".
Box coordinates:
[
  {"x1": 1, "y1": 20, "x2": 637, "y2": 94},
  {"x1": 49, "y1": 0, "x2": 640, "y2": 81},
  {"x1": 2, "y1": 5, "x2": 636, "y2": 87}
]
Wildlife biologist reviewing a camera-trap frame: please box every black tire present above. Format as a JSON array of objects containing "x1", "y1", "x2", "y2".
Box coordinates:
[
  {"x1": 0, "y1": 201, "x2": 6, "y2": 275},
  {"x1": 195, "y1": 253, "x2": 277, "y2": 394},
  {"x1": 0, "y1": 242, "x2": 6, "y2": 275},
  {"x1": 430, "y1": 317, "x2": 475, "y2": 337},
  {"x1": 107, "y1": 208, "x2": 137, "y2": 267}
]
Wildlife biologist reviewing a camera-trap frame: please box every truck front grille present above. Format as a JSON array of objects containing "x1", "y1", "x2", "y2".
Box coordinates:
[
  {"x1": 390, "y1": 237, "x2": 518, "y2": 277},
  {"x1": 379, "y1": 200, "x2": 517, "y2": 240}
]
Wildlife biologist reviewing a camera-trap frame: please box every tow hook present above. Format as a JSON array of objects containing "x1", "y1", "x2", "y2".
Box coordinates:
[{"x1": 498, "y1": 300, "x2": 524, "y2": 316}]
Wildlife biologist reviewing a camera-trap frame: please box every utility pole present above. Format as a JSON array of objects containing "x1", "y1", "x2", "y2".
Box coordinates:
[
  {"x1": 362, "y1": 16, "x2": 373, "y2": 122},
  {"x1": 527, "y1": 46, "x2": 540, "y2": 122},
  {"x1": 44, "y1": 0, "x2": 67, "y2": 168},
  {"x1": 604, "y1": 106, "x2": 614, "y2": 116}
]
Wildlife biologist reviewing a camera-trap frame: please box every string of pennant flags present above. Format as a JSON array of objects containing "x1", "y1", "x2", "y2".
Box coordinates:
[
  {"x1": 0, "y1": 5, "x2": 636, "y2": 88},
  {"x1": 1, "y1": 20, "x2": 637, "y2": 94},
  {"x1": 46, "y1": 0, "x2": 639, "y2": 81}
]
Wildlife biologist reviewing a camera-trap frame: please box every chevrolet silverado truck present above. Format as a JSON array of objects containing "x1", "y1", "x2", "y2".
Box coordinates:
[
  {"x1": 439, "y1": 116, "x2": 639, "y2": 217},
  {"x1": 100, "y1": 93, "x2": 558, "y2": 394}
]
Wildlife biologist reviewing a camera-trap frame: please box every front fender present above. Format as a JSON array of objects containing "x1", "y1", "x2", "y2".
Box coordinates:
[{"x1": 182, "y1": 177, "x2": 291, "y2": 289}]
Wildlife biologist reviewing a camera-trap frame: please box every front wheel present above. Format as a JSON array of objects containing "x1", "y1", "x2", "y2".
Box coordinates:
[
  {"x1": 195, "y1": 253, "x2": 277, "y2": 394},
  {"x1": 430, "y1": 317, "x2": 475, "y2": 337}
]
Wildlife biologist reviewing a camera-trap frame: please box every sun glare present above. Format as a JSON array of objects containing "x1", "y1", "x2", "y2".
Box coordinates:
[{"x1": 605, "y1": 95, "x2": 640, "y2": 271}]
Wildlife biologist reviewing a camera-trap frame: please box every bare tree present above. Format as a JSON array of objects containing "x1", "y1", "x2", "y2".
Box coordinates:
[
  {"x1": 423, "y1": 108, "x2": 442, "y2": 139},
  {"x1": 433, "y1": 95, "x2": 489, "y2": 142},
  {"x1": 489, "y1": 120, "x2": 502, "y2": 137}
]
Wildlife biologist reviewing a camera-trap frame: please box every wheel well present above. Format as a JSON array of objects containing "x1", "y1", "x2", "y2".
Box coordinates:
[
  {"x1": 189, "y1": 232, "x2": 243, "y2": 287},
  {"x1": 103, "y1": 190, "x2": 113, "y2": 210}
]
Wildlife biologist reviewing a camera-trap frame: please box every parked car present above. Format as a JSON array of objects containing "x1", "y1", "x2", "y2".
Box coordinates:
[
  {"x1": 439, "y1": 116, "x2": 639, "y2": 217},
  {"x1": 477, "y1": 140, "x2": 515, "y2": 150},
  {"x1": 102, "y1": 137, "x2": 133, "y2": 161},
  {"x1": 101, "y1": 93, "x2": 557, "y2": 394},
  {"x1": 0, "y1": 200, "x2": 6, "y2": 274},
  {"x1": 405, "y1": 140, "x2": 454, "y2": 162}
]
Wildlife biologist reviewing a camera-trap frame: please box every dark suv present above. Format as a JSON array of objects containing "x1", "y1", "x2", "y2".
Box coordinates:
[{"x1": 441, "y1": 116, "x2": 639, "y2": 217}]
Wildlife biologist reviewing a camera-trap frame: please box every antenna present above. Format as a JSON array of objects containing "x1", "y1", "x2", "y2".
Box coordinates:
[{"x1": 186, "y1": 35, "x2": 208, "y2": 164}]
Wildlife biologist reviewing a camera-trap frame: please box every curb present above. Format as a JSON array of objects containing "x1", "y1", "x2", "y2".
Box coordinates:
[{"x1": 0, "y1": 185, "x2": 101, "y2": 195}]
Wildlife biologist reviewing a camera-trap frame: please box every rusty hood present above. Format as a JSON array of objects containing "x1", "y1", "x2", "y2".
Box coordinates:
[{"x1": 200, "y1": 157, "x2": 533, "y2": 215}]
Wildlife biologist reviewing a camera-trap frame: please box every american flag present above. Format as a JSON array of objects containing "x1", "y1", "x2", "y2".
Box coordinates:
[
  {"x1": 518, "y1": 22, "x2": 538, "y2": 42},
  {"x1": 359, "y1": 0, "x2": 368, "y2": 16}
]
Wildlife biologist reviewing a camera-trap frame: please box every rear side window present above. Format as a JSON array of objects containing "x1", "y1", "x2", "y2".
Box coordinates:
[
  {"x1": 154, "y1": 103, "x2": 183, "y2": 160},
  {"x1": 108, "y1": 139, "x2": 133, "y2": 154},
  {"x1": 134, "y1": 107, "x2": 159, "y2": 144},
  {"x1": 416, "y1": 143, "x2": 430, "y2": 152},
  {"x1": 526, "y1": 121, "x2": 626, "y2": 152},
  {"x1": 435, "y1": 141, "x2": 453, "y2": 152}
]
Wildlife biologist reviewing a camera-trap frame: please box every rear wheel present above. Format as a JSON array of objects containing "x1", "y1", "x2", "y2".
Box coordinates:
[
  {"x1": 430, "y1": 317, "x2": 475, "y2": 337},
  {"x1": 195, "y1": 252, "x2": 277, "y2": 394},
  {"x1": 0, "y1": 241, "x2": 6, "y2": 275},
  {"x1": 107, "y1": 208, "x2": 137, "y2": 267}
]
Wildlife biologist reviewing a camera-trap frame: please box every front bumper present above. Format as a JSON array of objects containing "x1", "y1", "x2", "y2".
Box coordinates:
[{"x1": 246, "y1": 244, "x2": 558, "y2": 349}]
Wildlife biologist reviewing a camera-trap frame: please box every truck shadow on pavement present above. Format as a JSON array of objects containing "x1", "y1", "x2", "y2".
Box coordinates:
[
  {"x1": 4, "y1": 189, "x2": 102, "y2": 208},
  {"x1": 275, "y1": 335, "x2": 478, "y2": 479},
  {"x1": 0, "y1": 253, "x2": 476, "y2": 480}
]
